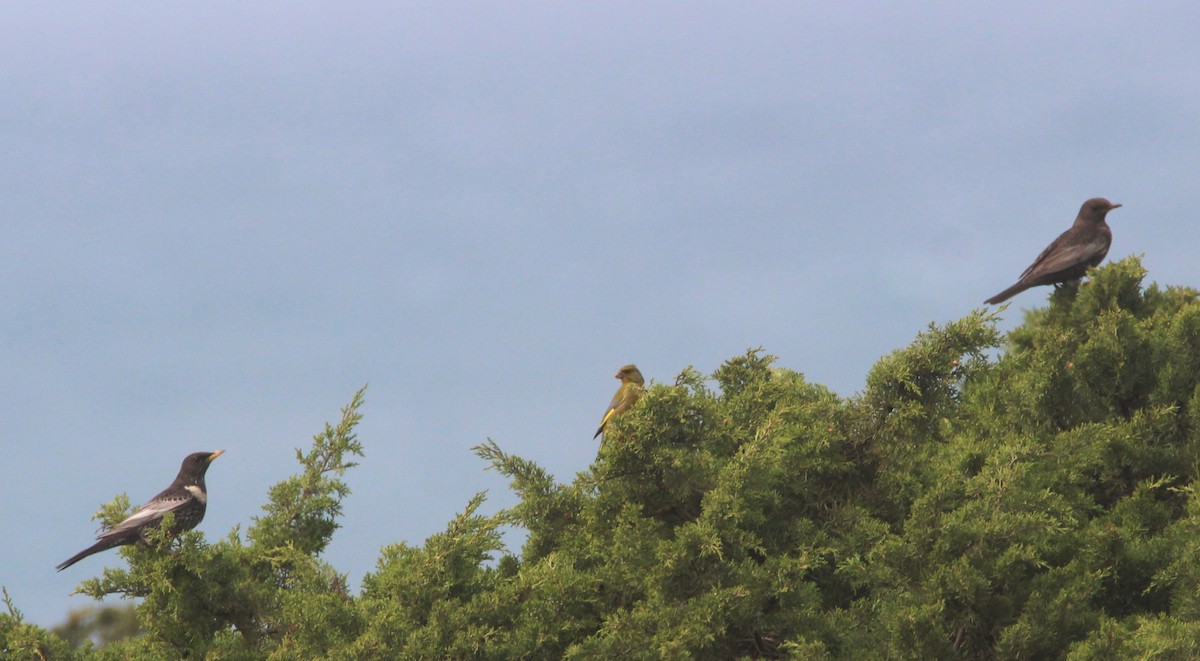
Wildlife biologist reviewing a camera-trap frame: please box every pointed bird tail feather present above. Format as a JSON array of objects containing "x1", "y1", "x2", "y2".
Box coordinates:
[
  {"x1": 56, "y1": 538, "x2": 119, "y2": 572},
  {"x1": 984, "y1": 281, "x2": 1031, "y2": 305}
]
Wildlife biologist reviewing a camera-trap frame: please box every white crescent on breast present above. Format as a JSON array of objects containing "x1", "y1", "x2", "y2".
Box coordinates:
[{"x1": 184, "y1": 484, "x2": 207, "y2": 504}]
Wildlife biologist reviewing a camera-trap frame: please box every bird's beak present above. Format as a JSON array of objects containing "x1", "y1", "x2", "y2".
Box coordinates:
[
  {"x1": 208, "y1": 450, "x2": 225, "y2": 462},
  {"x1": 614, "y1": 371, "x2": 622, "y2": 379},
  {"x1": 1111, "y1": 203, "x2": 1122, "y2": 209}
]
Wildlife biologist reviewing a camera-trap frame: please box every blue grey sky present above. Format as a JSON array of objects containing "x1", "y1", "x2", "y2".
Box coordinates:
[{"x1": 4, "y1": 3, "x2": 1199, "y2": 626}]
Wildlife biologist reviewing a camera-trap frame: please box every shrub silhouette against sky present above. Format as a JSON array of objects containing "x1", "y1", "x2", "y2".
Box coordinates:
[{"x1": 5, "y1": 257, "x2": 1200, "y2": 659}]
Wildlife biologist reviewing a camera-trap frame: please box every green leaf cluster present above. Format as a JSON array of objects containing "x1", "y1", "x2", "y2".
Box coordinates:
[{"x1": 7, "y1": 257, "x2": 1200, "y2": 659}]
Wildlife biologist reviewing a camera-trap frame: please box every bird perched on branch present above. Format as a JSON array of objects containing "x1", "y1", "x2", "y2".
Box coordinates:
[
  {"x1": 985, "y1": 197, "x2": 1122, "y2": 305},
  {"x1": 594, "y1": 364, "x2": 644, "y2": 440},
  {"x1": 57, "y1": 450, "x2": 224, "y2": 571}
]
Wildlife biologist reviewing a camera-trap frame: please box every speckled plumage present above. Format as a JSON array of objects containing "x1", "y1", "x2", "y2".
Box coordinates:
[{"x1": 57, "y1": 450, "x2": 224, "y2": 571}]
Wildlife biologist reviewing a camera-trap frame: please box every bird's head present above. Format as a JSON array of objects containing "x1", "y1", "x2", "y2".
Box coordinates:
[
  {"x1": 616, "y1": 364, "x2": 644, "y2": 385},
  {"x1": 1080, "y1": 197, "x2": 1121, "y2": 223},
  {"x1": 177, "y1": 450, "x2": 224, "y2": 483}
]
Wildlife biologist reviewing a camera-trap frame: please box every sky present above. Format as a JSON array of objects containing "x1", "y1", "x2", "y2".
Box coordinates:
[{"x1": 3, "y1": 2, "x2": 1199, "y2": 627}]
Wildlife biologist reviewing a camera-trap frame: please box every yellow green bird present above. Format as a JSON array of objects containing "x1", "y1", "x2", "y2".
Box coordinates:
[{"x1": 594, "y1": 364, "x2": 644, "y2": 439}]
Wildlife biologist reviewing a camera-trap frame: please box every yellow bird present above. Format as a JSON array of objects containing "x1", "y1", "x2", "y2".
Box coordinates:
[{"x1": 594, "y1": 364, "x2": 644, "y2": 439}]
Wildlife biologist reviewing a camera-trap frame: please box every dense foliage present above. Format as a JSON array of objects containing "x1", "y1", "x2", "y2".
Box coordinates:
[{"x1": 6, "y1": 257, "x2": 1200, "y2": 659}]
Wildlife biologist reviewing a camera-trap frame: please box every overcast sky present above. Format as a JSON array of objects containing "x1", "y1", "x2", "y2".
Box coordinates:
[{"x1": 4, "y1": 2, "x2": 1199, "y2": 627}]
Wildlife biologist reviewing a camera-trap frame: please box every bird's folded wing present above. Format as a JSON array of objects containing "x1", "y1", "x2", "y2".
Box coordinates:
[
  {"x1": 600, "y1": 406, "x2": 619, "y2": 426},
  {"x1": 1021, "y1": 234, "x2": 1108, "y2": 279},
  {"x1": 101, "y1": 495, "x2": 191, "y2": 538}
]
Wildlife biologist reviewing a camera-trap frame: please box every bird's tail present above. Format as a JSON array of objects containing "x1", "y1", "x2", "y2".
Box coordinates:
[
  {"x1": 984, "y1": 281, "x2": 1031, "y2": 305},
  {"x1": 56, "y1": 538, "x2": 118, "y2": 571}
]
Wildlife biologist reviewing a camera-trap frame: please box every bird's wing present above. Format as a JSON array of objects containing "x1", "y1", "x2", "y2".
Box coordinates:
[
  {"x1": 100, "y1": 492, "x2": 193, "y2": 539},
  {"x1": 597, "y1": 388, "x2": 624, "y2": 429},
  {"x1": 595, "y1": 383, "x2": 639, "y2": 438},
  {"x1": 1020, "y1": 231, "x2": 1109, "y2": 280},
  {"x1": 607, "y1": 386, "x2": 627, "y2": 413},
  {"x1": 597, "y1": 407, "x2": 618, "y2": 431}
]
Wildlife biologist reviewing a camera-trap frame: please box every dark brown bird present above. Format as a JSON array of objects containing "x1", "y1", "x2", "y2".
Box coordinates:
[
  {"x1": 594, "y1": 364, "x2": 644, "y2": 439},
  {"x1": 985, "y1": 198, "x2": 1122, "y2": 305},
  {"x1": 57, "y1": 450, "x2": 224, "y2": 571}
]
